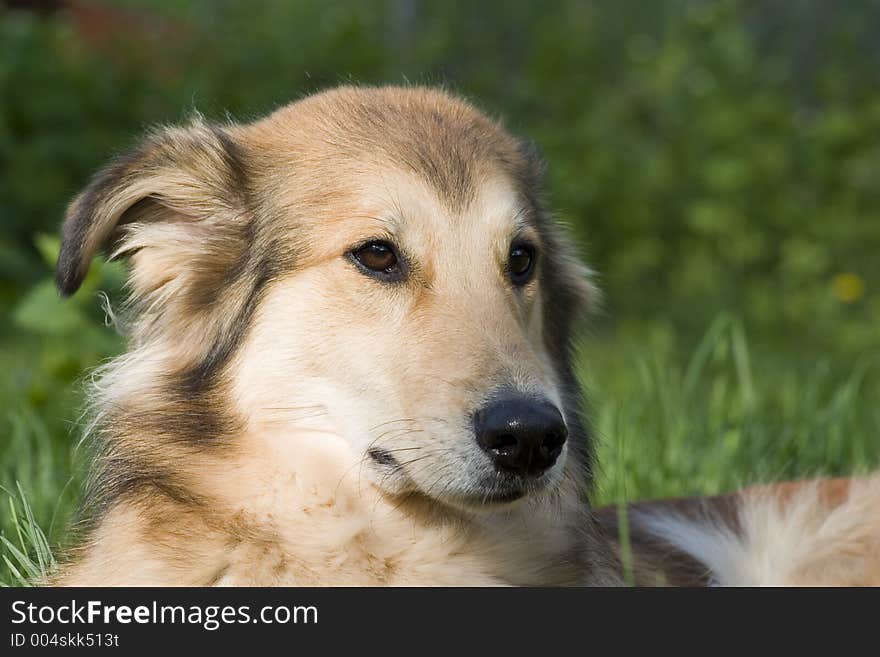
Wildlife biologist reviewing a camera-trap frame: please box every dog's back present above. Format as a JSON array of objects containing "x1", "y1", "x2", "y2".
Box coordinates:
[{"x1": 598, "y1": 474, "x2": 880, "y2": 586}]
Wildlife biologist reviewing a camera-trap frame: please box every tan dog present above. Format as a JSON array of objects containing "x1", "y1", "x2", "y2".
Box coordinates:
[{"x1": 52, "y1": 86, "x2": 878, "y2": 586}]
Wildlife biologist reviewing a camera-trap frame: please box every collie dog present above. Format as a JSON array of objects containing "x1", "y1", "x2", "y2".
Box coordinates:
[{"x1": 51, "y1": 86, "x2": 878, "y2": 585}]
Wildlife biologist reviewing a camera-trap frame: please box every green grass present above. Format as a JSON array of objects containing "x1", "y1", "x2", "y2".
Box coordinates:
[
  {"x1": 1, "y1": 483, "x2": 57, "y2": 586},
  {"x1": 1, "y1": 315, "x2": 877, "y2": 585},
  {"x1": 585, "y1": 315, "x2": 879, "y2": 505}
]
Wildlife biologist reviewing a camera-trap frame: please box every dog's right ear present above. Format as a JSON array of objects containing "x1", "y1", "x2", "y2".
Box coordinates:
[{"x1": 56, "y1": 118, "x2": 247, "y2": 296}]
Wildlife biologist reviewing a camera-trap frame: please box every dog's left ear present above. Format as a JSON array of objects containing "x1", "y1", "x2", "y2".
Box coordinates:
[
  {"x1": 515, "y1": 137, "x2": 599, "y2": 322},
  {"x1": 516, "y1": 138, "x2": 547, "y2": 191},
  {"x1": 55, "y1": 118, "x2": 247, "y2": 296}
]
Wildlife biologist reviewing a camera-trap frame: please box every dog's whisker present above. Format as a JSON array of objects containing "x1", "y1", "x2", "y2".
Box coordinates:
[
  {"x1": 260, "y1": 404, "x2": 327, "y2": 411},
  {"x1": 364, "y1": 427, "x2": 429, "y2": 456},
  {"x1": 365, "y1": 416, "x2": 451, "y2": 434},
  {"x1": 374, "y1": 445, "x2": 424, "y2": 453},
  {"x1": 365, "y1": 418, "x2": 421, "y2": 433},
  {"x1": 370, "y1": 427, "x2": 424, "y2": 442}
]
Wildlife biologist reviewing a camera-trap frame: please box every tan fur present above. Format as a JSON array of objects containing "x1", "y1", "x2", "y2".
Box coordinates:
[
  {"x1": 57, "y1": 429, "x2": 610, "y2": 586},
  {"x1": 730, "y1": 475, "x2": 880, "y2": 585},
  {"x1": 52, "y1": 86, "x2": 616, "y2": 586},
  {"x1": 51, "y1": 85, "x2": 876, "y2": 587},
  {"x1": 603, "y1": 475, "x2": 880, "y2": 586}
]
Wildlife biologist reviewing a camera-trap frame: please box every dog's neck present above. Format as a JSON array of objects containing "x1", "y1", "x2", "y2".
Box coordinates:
[
  {"x1": 194, "y1": 427, "x2": 615, "y2": 585},
  {"x1": 61, "y1": 424, "x2": 619, "y2": 585}
]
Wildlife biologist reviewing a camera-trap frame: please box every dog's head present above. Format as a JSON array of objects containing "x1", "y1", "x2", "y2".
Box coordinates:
[{"x1": 57, "y1": 86, "x2": 597, "y2": 512}]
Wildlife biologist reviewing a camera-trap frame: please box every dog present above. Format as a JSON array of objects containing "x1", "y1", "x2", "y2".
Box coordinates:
[{"x1": 50, "y1": 85, "x2": 878, "y2": 586}]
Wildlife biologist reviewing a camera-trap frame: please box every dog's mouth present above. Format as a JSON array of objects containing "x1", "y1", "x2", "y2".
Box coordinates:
[{"x1": 367, "y1": 437, "x2": 563, "y2": 511}]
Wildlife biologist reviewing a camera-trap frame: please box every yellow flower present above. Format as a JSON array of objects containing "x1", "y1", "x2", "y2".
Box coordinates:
[{"x1": 832, "y1": 273, "x2": 865, "y2": 303}]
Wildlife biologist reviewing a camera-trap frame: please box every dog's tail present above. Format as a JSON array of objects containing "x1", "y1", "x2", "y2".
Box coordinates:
[{"x1": 597, "y1": 474, "x2": 880, "y2": 586}]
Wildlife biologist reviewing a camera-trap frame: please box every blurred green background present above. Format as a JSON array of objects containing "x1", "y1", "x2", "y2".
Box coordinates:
[{"x1": 1, "y1": 0, "x2": 879, "y2": 581}]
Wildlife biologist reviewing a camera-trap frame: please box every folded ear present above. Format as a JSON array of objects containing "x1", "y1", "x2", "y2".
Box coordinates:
[{"x1": 56, "y1": 117, "x2": 248, "y2": 296}]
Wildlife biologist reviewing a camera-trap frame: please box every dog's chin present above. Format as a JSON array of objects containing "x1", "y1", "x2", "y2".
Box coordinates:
[
  {"x1": 427, "y1": 473, "x2": 558, "y2": 513},
  {"x1": 449, "y1": 488, "x2": 528, "y2": 511}
]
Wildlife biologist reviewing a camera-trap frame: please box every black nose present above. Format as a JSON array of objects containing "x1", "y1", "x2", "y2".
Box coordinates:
[{"x1": 473, "y1": 397, "x2": 567, "y2": 477}]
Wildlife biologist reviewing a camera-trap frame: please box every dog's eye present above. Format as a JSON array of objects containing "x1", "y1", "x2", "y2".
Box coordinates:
[
  {"x1": 349, "y1": 240, "x2": 403, "y2": 281},
  {"x1": 355, "y1": 242, "x2": 397, "y2": 271},
  {"x1": 508, "y1": 242, "x2": 536, "y2": 285}
]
